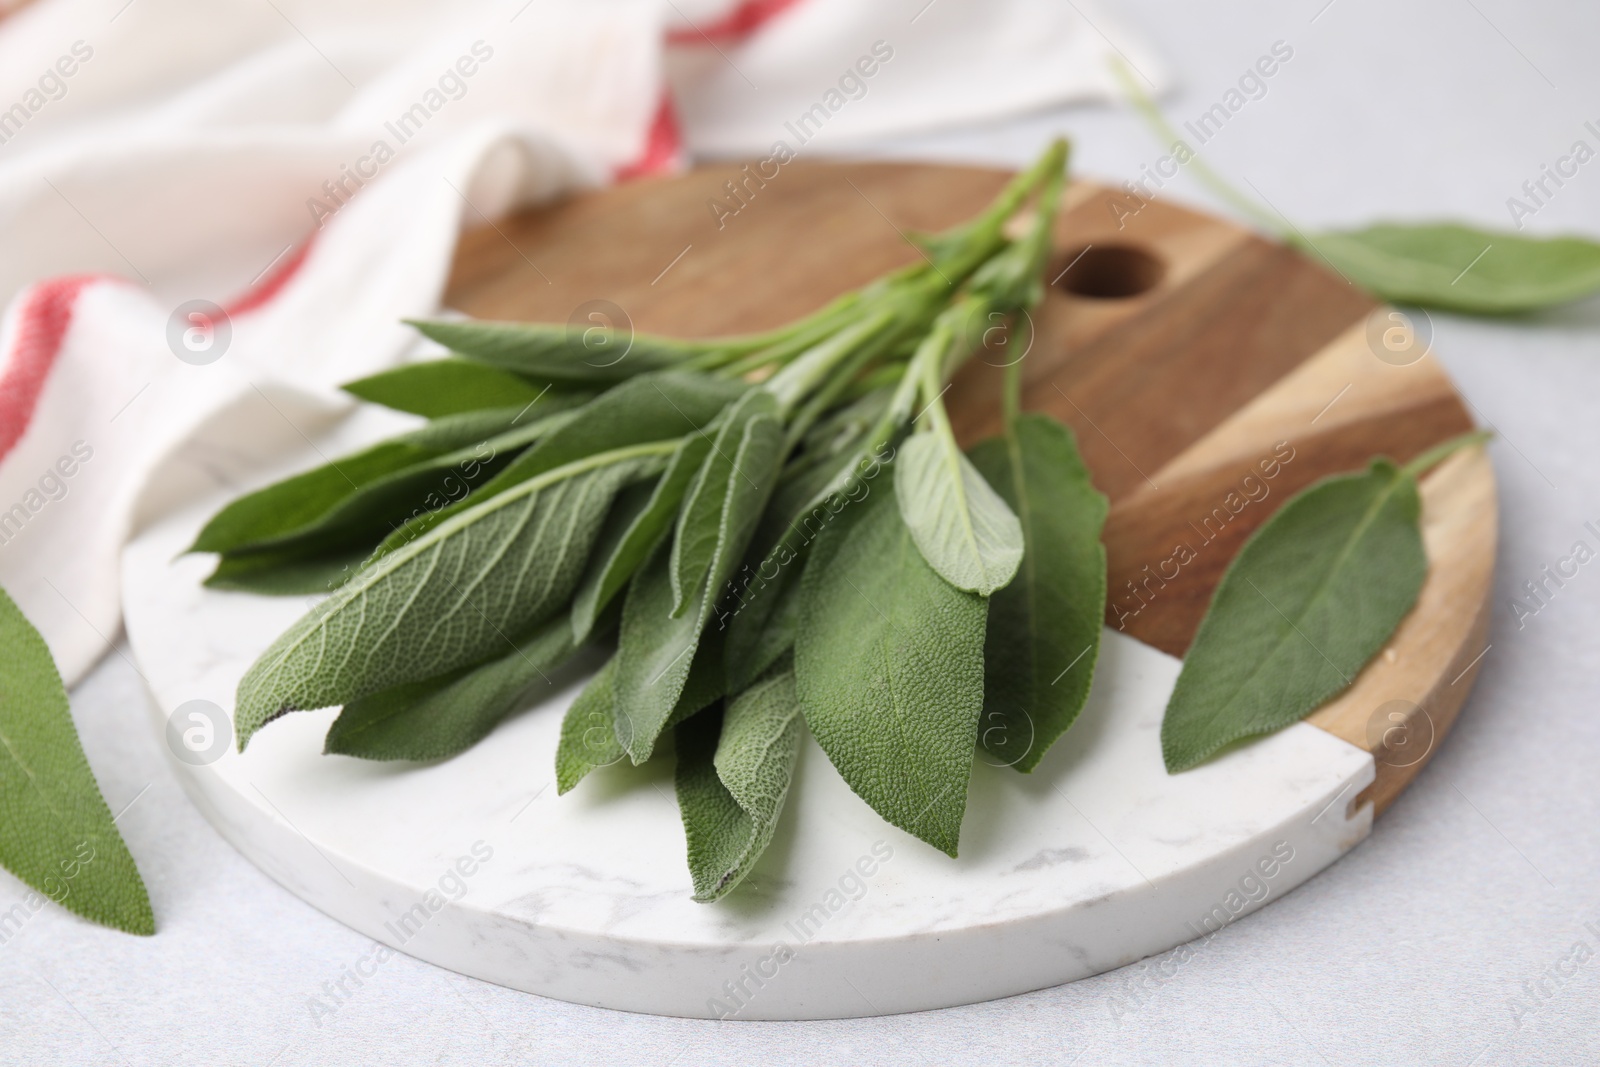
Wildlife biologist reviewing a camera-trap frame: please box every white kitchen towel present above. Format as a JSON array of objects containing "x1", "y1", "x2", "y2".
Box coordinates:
[{"x1": 0, "y1": 0, "x2": 1165, "y2": 686}]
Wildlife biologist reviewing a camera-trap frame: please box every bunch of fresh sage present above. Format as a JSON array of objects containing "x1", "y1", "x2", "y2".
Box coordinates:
[{"x1": 201, "y1": 141, "x2": 1117, "y2": 900}]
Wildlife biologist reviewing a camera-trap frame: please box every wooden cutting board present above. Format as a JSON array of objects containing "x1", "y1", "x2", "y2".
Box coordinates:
[{"x1": 443, "y1": 160, "x2": 1496, "y2": 821}]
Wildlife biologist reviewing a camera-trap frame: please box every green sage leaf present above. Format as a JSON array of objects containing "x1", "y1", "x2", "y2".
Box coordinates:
[
  {"x1": 570, "y1": 432, "x2": 713, "y2": 642},
  {"x1": 670, "y1": 390, "x2": 781, "y2": 615},
  {"x1": 555, "y1": 656, "x2": 624, "y2": 794},
  {"x1": 1306, "y1": 224, "x2": 1600, "y2": 314},
  {"x1": 191, "y1": 406, "x2": 540, "y2": 556},
  {"x1": 612, "y1": 404, "x2": 785, "y2": 764},
  {"x1": 1162, "y1": 459, "x2": 1427, "y2": 772},
  {"x1": 555, "y1": 633, "x2": 728, "y2": 794},
  {"x1": 235, "y1": 449, "x2": 663, "y2": 747},
  {"x1": 675, "y1": 665, "x2": 803, "y2": 902},
  {"x1": 968, "y1": 414, "x2": 1107, "y2": 772},
  {"x1": 794, "y1": 479, "x2": 986, "y2": 856},
  {"x1": 323, "y1": 615, "x2": 579, "y2": 761},
  {"x1": 408, "y1": 319, "x2": 706, "y2": 383},
  {"x1": 894, "y1": 430, "x2": 1023, "y2": 596},
  {"x1": 0, "y1": 586, "x2": 153, "y2": 935},
  {"x1": 372, "y1": 372, "x2": 744, "y2": 558},
  {"x1": 720, "y1": 549, "x2": 803, "y2": 694},
  {"x1": 203, "y1": 545, "x2": 370, "y2": 596},
  {"x1": 342, "y1": 358, "x2": 558, "y2": 417}
]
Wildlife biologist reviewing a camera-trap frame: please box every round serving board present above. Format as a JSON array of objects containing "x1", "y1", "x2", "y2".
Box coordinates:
[{"x1": 122, "y1": 162, "x2": 1496, "y2": 1020}]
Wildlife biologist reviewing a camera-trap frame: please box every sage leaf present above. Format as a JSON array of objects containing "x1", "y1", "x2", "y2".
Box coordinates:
[
  {"x1": 324, "y1": 615, "x2": 578, "y2": 761},
  {"x1": 373, "y1": 372, "x2": 744, "y2": 557},
  {"x1": 794, "y1": 479, "x2": 986, "y2": 856},
  {"x1": 191, "y1": 406, "x2": 541, "y2": 556},
  {"x1": 203, "y1": 545, "x2": 369, "y2": 596},
  {"x1": 675, "y1": 665, "x2": 803, "y2": 902},
  {"x1": 613, "y1": 406, "x2": 785, "y2": 764},
  {"x1": 1305, "y1": 224, "x2": 1600, "y2": 314},
  {"x1": 571, "y1": 432, "x2": 713, "y2": 642},
  {"x1": 408, "y1": 319, "x2": 705, "y2": 383},
  {"x1": 1162, "y1": 458, "x2": 1427, "y2": 772},
  {"x1": 0, "y1": 586, "x2": 153, "y2": 935},
  {"x1": 721, "y1": 551, "x2": 803, "y2": 693},
  {"x1": 555, "y1": 626, "x2": 728, "y2": 795},
  {"x1": 670, "y1": 390, "x2": 781, "y2": 615},
  {"x1": 235, "y1": 450, "x2": 663, "y2": 747},
  {"x1": 342, "y1": 358, "x2": 557, "y2": 417},
  {"x1": 555, "y1": 656, "x2": 624, "y2": 794},
  {"x1": 968, "y1": 414, "x2": 1108, "y2": 772},
  {"x1": 894, "y1": 430, "x2": 1023, "y2": 596}
]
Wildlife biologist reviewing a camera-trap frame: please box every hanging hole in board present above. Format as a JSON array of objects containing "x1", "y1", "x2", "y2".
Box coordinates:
[{"x1": 1052, "y1": 244, "x2": 1165, "y2": 299}]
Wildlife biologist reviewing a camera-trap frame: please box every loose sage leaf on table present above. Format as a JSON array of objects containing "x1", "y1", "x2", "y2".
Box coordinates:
[
  {"x1": 342, "y1": 358, "x2": 559, "y2": 418},
  {"x1": 0, "y1": 587, "x2": 153, "y2": 935},
  {"x1": 894, "y1": 431, "x2": 1023, "y2": 596},
  {"x1": 613, "y1": 404, "x2": 785, "y2": 764},
  {"x1": 675, "y1": 665, "x2": 803, "y2": 902},
  {"x1": 968, "y1": 414, "x2": 1108, "y2": 772},
  {"x1": 235, "y1": 451, "x2": 660, "y2": 747},
  {"x1": 1305, "y1": 224, "x2": 1600, "y2": 315},
  {"x1": 795, "y1": 479, "x2": 986, "y2": 856},
  {"x1": 408, "y1": 319, "x2": 706, "y2": 383},
  {"x1": 324, "y1": 615, "x2": 579, "y2": 761},
  {"x1": 1162, "y1": 458, "x2": 1428, "y2": 773}
]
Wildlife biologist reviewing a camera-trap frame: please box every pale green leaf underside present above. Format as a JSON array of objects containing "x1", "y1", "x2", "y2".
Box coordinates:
[
  {"x1": 1162, "y1": 460, "x2": 1427, "y2": 772},
  {"x1": 894, "y1": 431, "x2": 1023, "y2": 596},
  {"x1": 324, "y1": 614, "x2": 578, "y2": 762},
  {"x1": 795, "y1": 481, "x2": 986, "y2": 856},
  {"x1": 0, "y1": 586, "x2": 153, "y2": 935},
  {"x1": 235, "y1": 451, "x2": 660, "y2": 747},
  {"x1": 675, "y1": 667, "x2": 803, "y2": 902},
  {"x1": 968, "y1": 414, "x2": 1108, "y2": 772}
]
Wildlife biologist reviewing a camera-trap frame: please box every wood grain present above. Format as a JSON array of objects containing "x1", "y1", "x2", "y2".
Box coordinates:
[{"x1": 443, "y1": 160, "x2": 1496, "y2": 818}]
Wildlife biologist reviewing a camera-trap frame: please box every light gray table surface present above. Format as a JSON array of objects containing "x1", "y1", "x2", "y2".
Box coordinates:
[{"x1": 3, "y1": 1, "x2": 1598, "y2": 1063}]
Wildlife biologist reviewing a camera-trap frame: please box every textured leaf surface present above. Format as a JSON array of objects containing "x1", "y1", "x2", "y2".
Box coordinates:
[
  {"x1": 324, "y1": 616, "x2": 578, "y2": 761},
  {"x1": 555, "y1": 657, "x2": 624, "y2": 794},
  {"x1": 613, "y1": 405, "x2": 785, "y2": 763},
  {"x1": 570, "y1": 433, "x2": 712, "y2": 642},
  {"x1": 372, "y1": 373, "x2": 742, "y2": 557},
  {"x1": 671, "y1": 390, "x2": 781, "y2": 614},
  {"x1": 190, "y1": 406, "x2": 537, "y2": 556},
  {"x1": 203, "y1": 545, "x2": 370, "y2": 596},
  {"x1": 408, "y1": 319, "x2": 704, "y2": 383},
  {"x1": 1162, "y1": 460, "x2": 1427, "y2": 772},
  {"x1": 721, "y1": 551, "x2": 803, "y2": 694},
  {"x1": 675, "y1": 667, "x2": 803, "y2": 901},
  {"x1": 0, "y1": 587, "x2": 152, "y2": 934},
  {"x1": 1309, "y1": 223, "x2": 1600, "y2": 314},
  {"x1": 235, "y1": 452, "x2": 658, "y2": 746},
  {"x1": 968, "y1": 415, "x2": 1107, "y2": 772},
  {"x1": 794, "y1": 481, "x2": 986, "y2": 856},
  {"x1": 894, "y1": 431, "x2": 1023, "y2": 595},
  {"x1": 342, "y1": 358, "x2": 557, "y2": 417}
]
